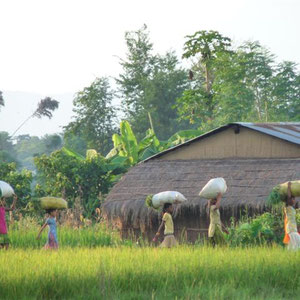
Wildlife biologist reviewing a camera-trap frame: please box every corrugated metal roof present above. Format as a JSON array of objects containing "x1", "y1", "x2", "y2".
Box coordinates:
[
  {"x1": 144, "y1": 122, "x2": 300, "y2": 161},
  {"x1": 233, "y1": 122, "x2": 300, "y2": 145}
]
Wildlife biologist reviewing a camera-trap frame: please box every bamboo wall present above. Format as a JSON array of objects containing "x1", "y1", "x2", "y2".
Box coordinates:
[{"x1": 159, "y1": 127, "x2": 300, "y2": 160}]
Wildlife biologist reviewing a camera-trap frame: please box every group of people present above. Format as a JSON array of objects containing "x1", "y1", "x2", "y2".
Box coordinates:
[
  {"x1": 152, "y1": 192, "x2": 228, "y2": 248},
  {"x1": 153, "y1": 182, "x2": 300, "y2": 250},
  {"x1": 0, "y1": 196, "x2": 58, "y2": 250},
  {"x1": 0, "y1": 182, "x2": 299, "y2": 251}
]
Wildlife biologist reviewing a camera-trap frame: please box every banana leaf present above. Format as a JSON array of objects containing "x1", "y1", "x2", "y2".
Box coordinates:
[{"x1": 61, "y1": 147, "x2": 85, "y2": 161}]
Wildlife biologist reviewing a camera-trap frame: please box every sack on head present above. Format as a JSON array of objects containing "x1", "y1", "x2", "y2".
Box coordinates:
[
  {"x1": 40, "y1": 197, "x2": 68, "y2": 210},
  {"x1": 0, "y1": 181, "x2": 14, "y2": 198},
  {"x1": 146, "y1": 191, "x2": 187, "y2": 209},
  {"x1": 199, "y1": 178, "x2": 227, "y2": 199}
]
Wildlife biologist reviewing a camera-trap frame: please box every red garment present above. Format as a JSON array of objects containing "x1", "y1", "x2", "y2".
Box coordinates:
[{"x1": 0, "y1": 207, "x2": 7, "y2": 234}]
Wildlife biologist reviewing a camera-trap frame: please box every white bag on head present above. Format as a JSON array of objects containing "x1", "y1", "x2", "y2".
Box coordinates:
[
  {"x1": 199, "y1": 178, "x2": 227, "y2": 199},
  {"x1": 0, "y1": 181, "x2": 15, "y2": 198},
  {"x1": 152, "y1": 191, "x2": 187, "y2": 209}
]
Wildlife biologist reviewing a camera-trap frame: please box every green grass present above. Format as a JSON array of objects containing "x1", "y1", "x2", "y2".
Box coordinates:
[
  {"x1": 1, "y1": 246, "x2": 299, "y2": 300},
  {"x1": 8, "y1": 221, "x2": 121, "y2": 248}
]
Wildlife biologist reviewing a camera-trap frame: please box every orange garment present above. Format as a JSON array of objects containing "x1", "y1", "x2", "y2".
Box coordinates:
[{"x1": 283, "y1": 215, "x2": 290, "y2": 244}]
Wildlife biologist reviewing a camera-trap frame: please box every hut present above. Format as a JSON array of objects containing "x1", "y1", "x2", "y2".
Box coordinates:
[{"x1": 102, "y1": 122, "x2": 300, "y2": 241}]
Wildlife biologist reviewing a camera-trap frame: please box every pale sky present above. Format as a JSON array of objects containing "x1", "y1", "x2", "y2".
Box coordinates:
[{"x1": 0, "y1": 0, "x2": 299, "y2": 136}]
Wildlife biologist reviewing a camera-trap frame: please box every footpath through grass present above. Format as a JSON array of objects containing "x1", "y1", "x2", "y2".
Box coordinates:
[{"x1": 1, "y1": 246, "x2": 299, "y2": 300}]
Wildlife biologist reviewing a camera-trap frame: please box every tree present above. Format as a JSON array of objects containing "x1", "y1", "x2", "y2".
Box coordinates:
[
  {"x1": 117, "y1": 25, "x2": 190, "y2": 140},
  {"x1": 42, "y1": 134, "x2": 63, "y2": 155},
  {"x1": 182, "y1": 30, "x2": 232, "y2": 93},
  {"x1": 64, "y1": 77, "x2": 117, "y2": 156},
  {"x1": 0, "y1": 132, "x2": 18, "y2": 164},
  {"x1": 213, "y1": 41, "x2": 300, "y2": 123},
  {"x1": 176, "y1": 30, "x2": 300, "y2": 127},
  {"x1": 14, "y1": 135, "x2": 45, "y2": 171},
  {"x1": 175, "y1": 30, "x2": 232, "y2": 128},
  {"x1": 34, "y1": 148, "x2": 126, "y2": 217},
  {"x1": 11, "y1": 97, "x2": 59, "y2": 137},
  {"x1": 117, "y1": 24, "x2": 155, "y2": 121},
  {"x1": 269, "y1": 61, "x2": 300, "y2": 121},
  {"x1": 0, "y1": 162, "x2": 32, "y2": 208},
  {"x1": 63, "y1": 134, "x2": 87, "y2": 156}
]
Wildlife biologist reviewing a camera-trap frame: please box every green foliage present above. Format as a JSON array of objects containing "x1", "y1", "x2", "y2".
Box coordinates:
[
  {"x1": 107, "y1": 121, "x2": 158, "y2": 165},
  {"x1": 64, "y1": 77, "x2": 117, "y2": 156},
  {"x1": 117, "y1": 25, "x2": 190, "y2": 140},
  {"x1": 34, "y1": 148, "x2": 126, "y2": 217},
  {"x1": 145, "y1": 194, "x2": 153, "y2": 208},
  {"x1": 267, "y1": 186, "x2": 285, "y2": 206},
  {"x1": 227, "y1": 212, "x2": 284, "y2": 247},
  {"x1": 176, "y1": 30, "x2": 300, "y2": 129},
  {"x1": 107, "y1": 120, "x2": 202, "y2": 167},
  {"x1": 0, "y1": 162, "x2": 32, "y2": 207},
  {"x1": 182, "y1": 30, "x2": 232, "y2": 61},
  {"x1": 0, "y1": 131, "x2": 18, "y2": 164},
  {"x1": 175, "y1": 30, "x2": 232, "y2": 130},
  {"x1": 63, "y1": 134, "x2": 87, "y2": 156},
  {"x1": 14, "y1": 134, "x2": 62, "y2": 170}
]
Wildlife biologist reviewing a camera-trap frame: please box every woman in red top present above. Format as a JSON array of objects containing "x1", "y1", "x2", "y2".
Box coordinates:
[{"x1": 0, "y1": 195, "x2": 17, "y2": 250}]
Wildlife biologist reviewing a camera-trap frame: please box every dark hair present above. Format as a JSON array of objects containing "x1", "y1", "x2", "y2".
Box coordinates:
[
  {"x1": 46, "y1": 209, "x2": 56, "y2": 214},
  {"x1": 163, "y1": 203, "x2": 172, "y2": 213},
  {"x1": 286, "y1": 196, "x2": 295, "y2": 207}
]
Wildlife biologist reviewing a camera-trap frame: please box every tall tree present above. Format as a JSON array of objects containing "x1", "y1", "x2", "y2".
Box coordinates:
[
  {"x1": 117, "y1": 25, "x2": 190, "y2": 140},
  {"x1": 64, "y1": 77, "x2": 117, "y2": 155},
  {"x1": 175, "y1": 30, "x2": 232, "y2": 128},
  {"x1": 176, "y1": 31, "x2": 300, "y2": 128},
  {"x1": 213, "y1": 41, "x2": 300, "y2": 123}
]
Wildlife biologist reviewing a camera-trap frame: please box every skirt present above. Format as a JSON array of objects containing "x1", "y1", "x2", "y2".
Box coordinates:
[
  {"x1": 209, "y1": 226, "x2": 226, "y2": 246},
  {"x1": 160, "y1": 234, "x2": 177, "y2": 248},
  {"x1": 44, "y1": 233, "x2": 58, "y2": 250},
  {"x1": 287, "y1": 232, "x2": 300, "y2": 251}
]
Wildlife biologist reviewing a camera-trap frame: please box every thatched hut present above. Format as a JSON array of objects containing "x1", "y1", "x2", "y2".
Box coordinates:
[{"x1": 102, "y1": 122, "x2": 300, "y2": 241}]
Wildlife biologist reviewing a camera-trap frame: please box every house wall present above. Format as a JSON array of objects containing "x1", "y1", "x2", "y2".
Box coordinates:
[{"x1": 159, "y1": 127, "x2": 300, "y2": 160}]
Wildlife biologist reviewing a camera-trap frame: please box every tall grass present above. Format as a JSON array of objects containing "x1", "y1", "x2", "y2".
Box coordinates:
[
  {"x1": 1, "y1": 247, "x2": 299, "y2": 299},
  {"x1": 8, "y1": 218, "x2": 121, "y2": 248}
]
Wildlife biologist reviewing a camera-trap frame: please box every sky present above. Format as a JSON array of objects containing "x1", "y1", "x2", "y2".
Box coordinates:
[{"x1": 0, "y1": 0, "x2": 299, "y2": 136}]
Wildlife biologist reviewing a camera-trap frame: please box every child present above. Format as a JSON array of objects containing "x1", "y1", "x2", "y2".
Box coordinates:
[
  {"x1": 37, "y1": 209, "x2": 59, "y2": 249},
  {"x1": 153, "y1": 203, "x2": 177, "y2": 248},
  {"x1": 207, "y1": 192, "x2": 227, "y2": 246},
  {"x1": 283, "y1": 182, "x2": 300, "y2": 251},
  {"x1": 0, "y1": 195, "x2": 17, "y2": 250}
]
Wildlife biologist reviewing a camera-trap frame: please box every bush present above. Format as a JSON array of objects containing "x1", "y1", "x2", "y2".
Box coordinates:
[
  {"x1": 227, "y1": 211, "x2": 285, "y2": 247},
  {"x1": 0, "y1": 162, "x2": 32, "y2": 208}
]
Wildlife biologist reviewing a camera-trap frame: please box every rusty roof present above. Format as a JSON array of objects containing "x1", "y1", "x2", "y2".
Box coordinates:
[{"x1": 144, "y1": 122, "x2": 300, "y2": 161}]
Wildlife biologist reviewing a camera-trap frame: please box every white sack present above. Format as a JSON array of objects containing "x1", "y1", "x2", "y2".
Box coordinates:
[
  {"x1": 199, "y1": 178, "x2": 227, "y2": 199},
  {"x1": 0, "y1": 181, "x2": 15, "y2": 198},
  {"x1": 152, "y1": 191, "x2": 187, "y2": 209}
]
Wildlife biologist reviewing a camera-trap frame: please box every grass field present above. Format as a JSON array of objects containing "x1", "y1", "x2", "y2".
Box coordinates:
[{"x1": 1, "y1": 246, "x2": 299, "y2": 300}]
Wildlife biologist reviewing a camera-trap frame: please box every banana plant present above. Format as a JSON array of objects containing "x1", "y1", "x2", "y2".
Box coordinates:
[{"x1": 106, "y1": 121, "x2": 203, "y2": 166}]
